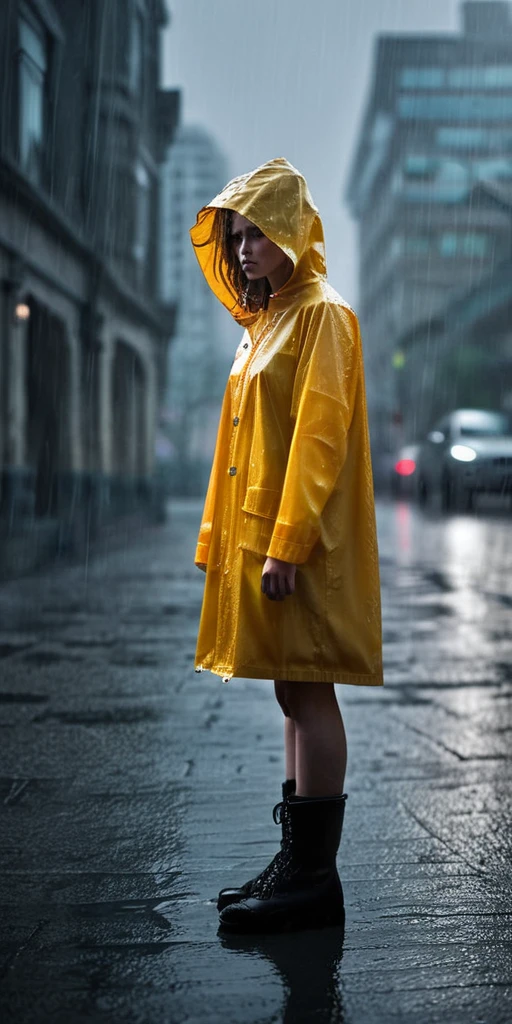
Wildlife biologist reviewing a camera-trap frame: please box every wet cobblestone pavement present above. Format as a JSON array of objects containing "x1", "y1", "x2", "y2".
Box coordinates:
[{"x1": 0, "y1": 498, "x2": 511, "y2": 1023}]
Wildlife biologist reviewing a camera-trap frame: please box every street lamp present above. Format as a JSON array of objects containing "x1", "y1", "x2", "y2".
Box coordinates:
[{"x1": 14, "y1": 302, "x2": 31, "y2": 322}]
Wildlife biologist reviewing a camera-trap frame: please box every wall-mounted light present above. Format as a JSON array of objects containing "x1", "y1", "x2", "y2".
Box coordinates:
[{"x1": 14, "y1": 302, "x2": 31, "y2": 322}]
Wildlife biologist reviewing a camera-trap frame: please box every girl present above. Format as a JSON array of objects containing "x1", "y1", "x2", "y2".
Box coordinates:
[{"x1": 190, "y1": 158, "x2": 382, "y2": 934}]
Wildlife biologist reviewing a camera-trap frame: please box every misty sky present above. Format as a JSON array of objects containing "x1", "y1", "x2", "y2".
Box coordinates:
[{"x1": 162, "y1": 0, "x2": 481, "y2": 307}]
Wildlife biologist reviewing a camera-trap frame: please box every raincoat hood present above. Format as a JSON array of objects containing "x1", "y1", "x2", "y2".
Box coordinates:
[{"x1": 190, "y1": 158, "x2": 327, "y2": 324}]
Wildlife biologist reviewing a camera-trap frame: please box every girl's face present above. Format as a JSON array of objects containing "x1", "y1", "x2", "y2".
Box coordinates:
[{"x1": 230, "y1": 212, "x2": 292, "y2": 288}]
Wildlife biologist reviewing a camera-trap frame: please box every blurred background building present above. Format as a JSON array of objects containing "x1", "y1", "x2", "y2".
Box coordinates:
[
  {"x1": 0, "y1": 0, "x2": 179, "y2": 577},
  {"x1": 159, "y1": 124, "x2": 230, "y2": 496},
  {"x1": 347, "y1": 0, "x2": 512, "y2": 471}
]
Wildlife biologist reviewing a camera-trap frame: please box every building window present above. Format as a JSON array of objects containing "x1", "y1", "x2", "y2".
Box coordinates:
[
  {"x1": 437, "y1": 127, "x2": 490, "y2": 150},
  {"x1": 405, "y1": 236, "x2": 431, "y2": 255},
  {"x1": 398, "y1": 93, "x2": 512, "y2": 121},
  {"x1": 439, "y1": 233, "x2": 457, "y2": 257},
  {"x1": 474, "y1": 158, "x2": 512, "y2": 180},
  {"x1": 439, "y1": 233, "x2": 490, "y2": 257},
  {"x1": 389, "y1": 235, "x2": 431, "y2": 258},
  {"x1": 448, "y1": 66, "x2": 512, "y2": 90},
  {"x1": 18, "y1": 12, "x2": 48, "y2": 184},
  {"x1": 461, "y1": 234, "x2": 489, "y2": 258},
  {"x1": 397, "y1": 156, "x2": 469, "y2": 203},
  {"x1": 402, "y1": 156, "x2": 467, "y2": 185},
  {"x1": 403, "y1": 155, "x2": 438, "y2": 180},
  {"x1": 437, "y1": 126, "x2": 512, "y2": 152},
  {"x1": 400, "y1": 68, "x2": 444, "y2": 89},
  {"x1": 401, "y1": 65, "x2": 512, "y2": 91}
]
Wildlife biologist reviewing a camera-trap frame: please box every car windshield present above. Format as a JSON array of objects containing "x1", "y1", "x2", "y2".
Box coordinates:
[{"x1": 458, "y1": 412, "x2": 511, "y2": 438}]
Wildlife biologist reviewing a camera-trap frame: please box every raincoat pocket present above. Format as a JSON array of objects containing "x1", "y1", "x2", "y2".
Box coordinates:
[{"x1": 238, "y1": 486, "x2": 281, "y2": 556}]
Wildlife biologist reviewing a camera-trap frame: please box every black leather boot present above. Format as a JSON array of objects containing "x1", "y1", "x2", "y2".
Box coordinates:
[
  {"x1": 218, "y1": 793, "x2": 347, "y2": 934},
  {"x1": 217, "y1": 779, "x2": 296, "y2": 911}
]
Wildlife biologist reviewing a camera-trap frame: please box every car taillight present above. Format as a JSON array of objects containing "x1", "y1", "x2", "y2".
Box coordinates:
[{"x1": 395, "y1": 458, "x2": 416, "y2": 476}]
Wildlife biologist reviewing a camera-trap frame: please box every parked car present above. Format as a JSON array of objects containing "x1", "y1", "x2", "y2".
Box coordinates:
[
  {"x1": 416, "y1": 408, "x2": 512, "y2": 511},
  {"x1": 391, "y1": 444, "x2": 421, "y2": 498}
]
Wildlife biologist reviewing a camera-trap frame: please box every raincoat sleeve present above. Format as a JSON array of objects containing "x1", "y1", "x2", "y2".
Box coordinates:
[
  {"x1": 266, "y1": 302, "x2": 359, "y2": 564},
  {"x1": 195, "y1": 489, "x2": 214, "y2": 571}
]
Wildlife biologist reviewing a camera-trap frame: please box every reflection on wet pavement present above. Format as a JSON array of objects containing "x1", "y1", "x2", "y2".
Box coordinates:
[{"x1": 219, "y1": 927, "x2": 346, "y2": 1023}]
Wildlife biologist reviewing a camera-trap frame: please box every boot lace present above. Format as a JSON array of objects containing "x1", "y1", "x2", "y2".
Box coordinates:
[{"x1": 249, "y1": 800, "x2": 294, "y2": 900}]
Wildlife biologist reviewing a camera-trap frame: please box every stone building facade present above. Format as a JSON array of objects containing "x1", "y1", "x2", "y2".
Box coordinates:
[
  {"x1": 0, "y1": 0, "x2": 179, "y2": 576},
  {"x1": 346, "y1": 1, "x2": 512, "y2": 457}
]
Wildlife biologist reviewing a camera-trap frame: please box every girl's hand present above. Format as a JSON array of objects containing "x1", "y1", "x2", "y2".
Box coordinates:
[{"x1": 261, "y1": 557, "x2": 296, "y2": 601}]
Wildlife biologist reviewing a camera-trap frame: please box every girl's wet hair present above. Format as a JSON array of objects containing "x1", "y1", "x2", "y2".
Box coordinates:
[{"x1": 193, "y1": 208, "x2": 272, "y2": 313}]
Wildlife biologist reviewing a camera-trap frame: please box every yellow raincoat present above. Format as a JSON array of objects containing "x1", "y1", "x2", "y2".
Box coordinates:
[{"x1": 191, "y1": 158, "x2": 382, "y2": 685}]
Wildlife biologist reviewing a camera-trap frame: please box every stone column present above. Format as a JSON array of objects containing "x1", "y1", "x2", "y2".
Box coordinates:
[
  {"x1": 128, "y1": 372, "x2": 138, "y2": 477},
  {"x1": 5, "y1": 306, "x2": 28, "y2": 468},
  {"x1": 99, "y1": 338, "x2": 114, "y2": 477},
  {"x1": 53, "y1": 325, "x2": 86, "y2": 551},
  {"x1": 79, "y1": 304, "x2": 109, "y2": 533},
  {"x1": 144, "y1": 353, "x2": 156, "y2": 477},
  {"x1": 67, "y1": 329, "x2": 83, "y2": 474},
  {"x1": 1, "y1": 264, "x2": 35, "y2": 526}
]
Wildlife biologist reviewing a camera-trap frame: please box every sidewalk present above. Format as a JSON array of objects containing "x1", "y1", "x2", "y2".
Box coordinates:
[{"x1": 0, "y1": 499, "x2": 511, "y2": 1023}]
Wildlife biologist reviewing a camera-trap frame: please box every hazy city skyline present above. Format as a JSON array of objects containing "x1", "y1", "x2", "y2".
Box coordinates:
[{"x1": 162, "y1": 0, "x2": 479, "y2": 308}]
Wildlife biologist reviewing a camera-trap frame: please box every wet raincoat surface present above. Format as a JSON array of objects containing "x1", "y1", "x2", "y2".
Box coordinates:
[{"x1": 191, "y1": 158, "x2": 382, "y2": 685}]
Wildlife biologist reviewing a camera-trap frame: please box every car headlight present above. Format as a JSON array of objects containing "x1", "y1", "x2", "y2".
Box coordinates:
[{"x1": 450, "y1": 444, "x2": 477, "y2": 462}]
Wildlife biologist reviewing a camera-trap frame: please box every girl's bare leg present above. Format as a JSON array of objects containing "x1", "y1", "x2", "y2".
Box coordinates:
[
  {"x1": 275, "y1": 681, "x2": 296, "y2": 781},
  {"x1": 275, "y1": 680, "x2": 346, "y2": 797},
  {"x1": 284, "y1": 716, "x2": 296, "y2": 780}
]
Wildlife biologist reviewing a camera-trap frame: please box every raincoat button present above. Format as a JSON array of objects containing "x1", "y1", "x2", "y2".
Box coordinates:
[
  {"x1": 229, "y1": 466, "x2": 237, "y2": 476},
  {"x1": 243, "y1": 342, "x2": 249, "y2": 349},
  {"x1": 233, "y1": 416, "x2": 239, "y2": 426}
]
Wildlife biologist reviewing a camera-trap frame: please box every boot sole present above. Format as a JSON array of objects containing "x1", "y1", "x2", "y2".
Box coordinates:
[{"x1": 218, "y1": 904, "x2": 345, "y2": 935}]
